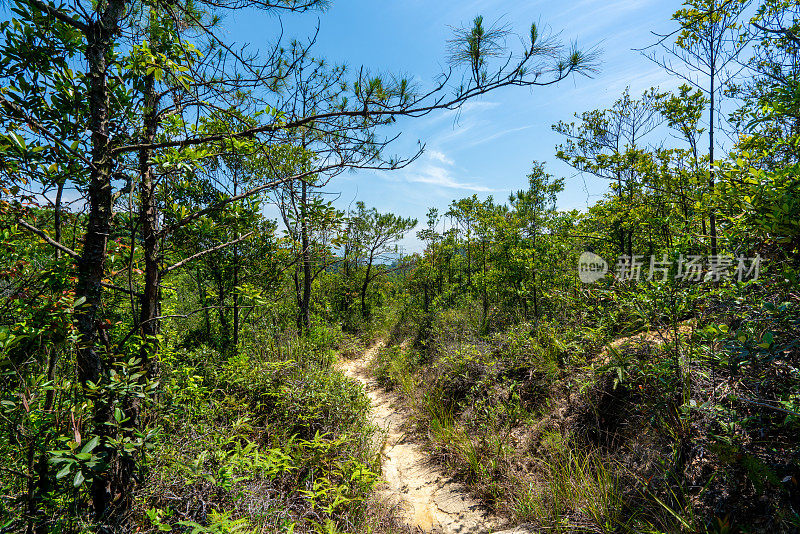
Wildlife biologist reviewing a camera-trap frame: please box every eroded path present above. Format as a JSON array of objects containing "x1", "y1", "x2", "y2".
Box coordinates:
[{"x1": 339, "y1": 342, "x2": 520, "y2": 534}]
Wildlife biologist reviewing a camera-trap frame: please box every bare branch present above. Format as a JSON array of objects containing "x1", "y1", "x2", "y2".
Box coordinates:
[
  {"x1": 17, "y1": 218, "x2": 78, "y2": 258},
  {"x1": 16, "y1": 218, "x2": 143, "y2": 297},
  {"x1": 162, "y1": 231, "x2": 255, "y2": 274},
  {"x1": 21, "y1": 0, "x2": 89, "y2": 32}
]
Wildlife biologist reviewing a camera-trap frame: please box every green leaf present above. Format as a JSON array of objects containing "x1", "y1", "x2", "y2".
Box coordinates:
[
  {"x1": 73, "y1": 470, "x2": 85, "y2": 487},
  {"x1": 81, "y1": 435, "x2": 100, "y2": 454},
  {"x1": 758, "y1": 331, "x2": 775, "y2": 349},
  {"x1": 8, "y1": 132, "x2": 26, "y2": 151},
  {"x1": 56, "y1": 465, "x2": 71, "y2": 479}
]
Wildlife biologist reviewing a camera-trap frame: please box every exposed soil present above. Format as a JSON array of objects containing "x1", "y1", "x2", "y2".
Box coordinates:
[{"x1": 339, "y1": 342, "x2": 527, "y2": 534}]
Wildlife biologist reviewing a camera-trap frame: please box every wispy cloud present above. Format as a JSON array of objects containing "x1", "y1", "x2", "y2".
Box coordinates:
[
  {"x1": 393, "y1": 150, "x2": 497, "y2": 192},
  {"x1": 413, "y1": 100, "x2": 500, "y2": 137},
  {"x1": 557, "y1": 0, "x2": 657, "y2": 37},
  {"x1": 428, "y1": 149, "x2": 454, "y2": 165},
  {"x1": 406, "y1": 165, "x2": 495, "y2": 192},
  {"x1": 457, "y1": 100, "x2": 501, "y2": 113},
  {"x1": 463, "y1": 125, "x2": 534, "y2": 148}
]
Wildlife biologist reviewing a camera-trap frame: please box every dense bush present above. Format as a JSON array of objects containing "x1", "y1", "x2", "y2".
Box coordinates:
[{"x1": 140, "y1": 331, "x2": 380, "y2": 533}]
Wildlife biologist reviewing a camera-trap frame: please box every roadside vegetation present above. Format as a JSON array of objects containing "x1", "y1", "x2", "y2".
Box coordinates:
[{"x1": 1, "y1": 0, "x2": 799, "y2": 532}]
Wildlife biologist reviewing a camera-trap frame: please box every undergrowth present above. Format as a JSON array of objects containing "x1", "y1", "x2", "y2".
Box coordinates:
[
  {"x1": 136, "y1": 323, "x2": 385, "y2": 534},
  {"x1": 372, "y1": 289, "x2": 800, "y2": 533}
]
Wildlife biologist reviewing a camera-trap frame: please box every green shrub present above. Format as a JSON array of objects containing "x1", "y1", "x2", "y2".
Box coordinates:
[
  {"x1": 143, "y1": 323, "x2": 379, "y2": 533},
  {"x1": 274, "y1": 365, "x2": 371, "y2": 440},
  {"x1": 370, "y1": 344, "x2": 418, "y2": 393}
]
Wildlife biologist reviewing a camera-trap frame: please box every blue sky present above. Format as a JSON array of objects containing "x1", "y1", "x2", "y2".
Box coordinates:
[
  {"x1": 228, "y1": 0, "x2": 688, "y2": 251},
  {"x1": 4, "y1": 0, "x2": 695, "y2": 251}
]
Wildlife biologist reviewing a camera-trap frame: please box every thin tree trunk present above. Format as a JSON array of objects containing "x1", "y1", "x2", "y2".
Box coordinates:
[
  {"x1": 217, "y1": 278, "x2": 230, "y2": 347},
  {"x1": 54, "y1": 180, "x2": 64, "y2": 259},
  {"x1": 617, "y1": 171, "x2": 625, "y2": 254},
  {"x1": 709, "y1": 57, "x2": 717, "y2": 257},
  {"x1": 466, "y1": 228, "x2": 472, "y2": 289},
  {"x1": 300, "y1": 180, "x2": 311, "y2": 331},
  {"x1": 531, "y1": 232, "x2": 539, "y2": 323},
  {"x1": 138, "y1": 70, "x2": 160, "y2": 376},
  {"x1": 361, "y1": 252, "x2": 373, "y2": 319},
  {"x1": 482, "y1": 240, "x2": 488, "y2": 326},
  {"x1": 233, "y1": 175, "x2": 240, "y2": 347},
  {"x1": 198, "y1": 267, "x2": 211, "y2": 338},
  {"x1": 26, "y1": 348, "x2": 58, "y2": 534},
  {"x1": 76, "y1": 0, "x2": 126, "y2": 518}
]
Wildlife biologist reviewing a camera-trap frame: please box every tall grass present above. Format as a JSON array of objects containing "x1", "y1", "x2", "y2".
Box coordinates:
[{"x1": 513, "y1": 435, "x2": 626, "y2": 532}]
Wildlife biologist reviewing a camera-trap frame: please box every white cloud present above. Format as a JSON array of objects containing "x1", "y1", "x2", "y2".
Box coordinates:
[
  {"x1": 406, "y1": 163, "x2": 494, "y2": 192},
  {"x1": 388, "y1": 150, "x2": 497, "y2": 193},
  {"x1": 428, "y1": 149, "x2": 454, "y2": 165}
]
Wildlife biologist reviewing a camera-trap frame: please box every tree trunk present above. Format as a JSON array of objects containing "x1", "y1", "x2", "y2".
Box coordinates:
[
  {"x1": 28, "y1": 348, "x2": 58, "y2": 534},
  {"x1": 138, "y1": 70, "x2": 160, "y2": 376},
  {"x1": 217, "y1": 277, "x2": 230, "y2": 347},
  {"x1": 531, "y1": 232, "x2": 539, "y2": 323},
  {"x1": 617, "y1": 170, "x2": 625, "y2": 255},
  {"x1": 361, "y1": 252, "x2": 373, "y2": 319},
  {"x1": 118, "y1": 68, "x2": 159, "y2": 512},
  {"x1": 293, "y1": 266, "x2": 302, "y2": 331},
  {"x1": 299, "y1": 180, "x2": 311, "y2": 331},
  {"x1": 76, "y1": 0, "x2": 126, "y2": 518},
  {"x1": 233, "y1": 174, "x2": 240, "y2": 348},
  {"x1": 53, "y1": 180, "x2": 64, "y2": 259},
  {"x1": 466, "y1": 228, "x2": 472, "y2": 290},
  {"x1": 481, "y1": 240, "x2": 488, "y2": 326},
  {"x1": 709, "y1": 56, "x2": 717, "y2": 258},
  {"x1": 198, "y1": 267, "x2": 211, "y2": 339}
]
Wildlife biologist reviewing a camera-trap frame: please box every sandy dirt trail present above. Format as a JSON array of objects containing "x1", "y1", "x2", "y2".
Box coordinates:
[{"x1": 338, "y1": 343, "x2": 526, "y2": 534}]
